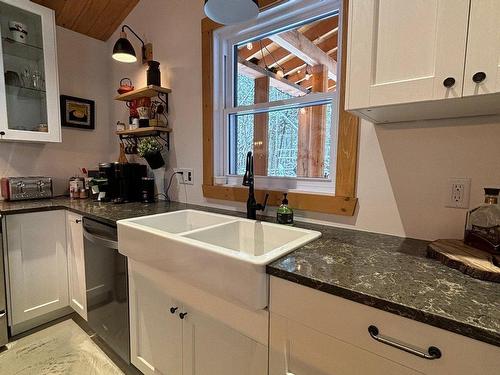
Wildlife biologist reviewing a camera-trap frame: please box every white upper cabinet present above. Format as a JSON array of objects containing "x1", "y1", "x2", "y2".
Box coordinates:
[
  {"x1": 347, "y1": 0, "x2": 470, "y2": 108},
  {"x1": 0, "y1": 0, "x2": 61, "y2": 142},
  {"x1": 346, "y1": 0, "x2": 500, "y2": 123},
  {"x1": 463, "y1": 0, "x2": 500, "y2": 96}
]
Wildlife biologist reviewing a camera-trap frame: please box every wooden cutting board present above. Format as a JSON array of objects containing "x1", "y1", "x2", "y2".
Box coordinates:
[{"x1": 427, "y1": 239, "x2": 500, "y2": 283}]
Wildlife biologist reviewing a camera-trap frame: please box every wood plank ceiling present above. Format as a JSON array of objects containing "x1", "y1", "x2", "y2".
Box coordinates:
[
  {"x1": 31, "y1": 0, "x2": 140, "y2": 41},
  {"x1": 238, "y1": 15, "x2": 339, "y2": 92}
]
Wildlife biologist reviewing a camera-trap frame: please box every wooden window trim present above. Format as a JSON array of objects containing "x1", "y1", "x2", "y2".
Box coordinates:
[{"x1": 201, "y1": 0, "x2": 359, "y2": 216}]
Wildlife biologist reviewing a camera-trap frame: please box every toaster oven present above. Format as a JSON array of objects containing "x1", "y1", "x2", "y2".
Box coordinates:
[{"x1": 1, "y1": 177, "x2": 53, "y2": 201}]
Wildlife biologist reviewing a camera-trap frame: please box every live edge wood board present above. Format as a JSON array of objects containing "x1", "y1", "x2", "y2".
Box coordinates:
[
  {"x1": 427, "y1": 239, "x2": 500, "y2": 283},
  {"x1": 201, "y1": 0, "x2": 359, "y2": 216}
]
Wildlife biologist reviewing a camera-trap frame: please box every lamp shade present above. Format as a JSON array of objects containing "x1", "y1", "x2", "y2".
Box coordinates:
[
  {"x1": 112, "y1": 35, "x2": 137, "y2": 63},
  {"x1": 204, "y1": 0, "x2": 259, "y2": 25}
]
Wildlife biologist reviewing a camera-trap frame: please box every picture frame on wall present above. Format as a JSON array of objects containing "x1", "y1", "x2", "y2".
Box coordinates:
[{"x1": 60, "y1": 95, "x2": 95, "y2": 130}]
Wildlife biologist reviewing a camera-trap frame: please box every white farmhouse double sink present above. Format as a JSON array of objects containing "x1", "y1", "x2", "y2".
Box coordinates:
[{"x1": 117, "y1": 210, "x2": 321, "y2": 309}]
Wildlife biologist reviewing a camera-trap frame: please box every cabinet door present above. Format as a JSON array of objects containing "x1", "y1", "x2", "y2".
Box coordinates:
[
  {"x1": 182, "y1": 306, "x2": 268, "y2": 375},
  {"x1": 269, "y1": 313, "x2": 421, "y2": 375},
  {"x1": 347, "y1": 0, "x2": 470, "y2": 109},
  {"x1": 0, "y1": 0, "x2": 60, "y2": 142},
  {"x1": 6, "y1": 210, "x2": 68, "y2": 325},
  {"x1": 129, "y1": 264, "x2": 183, "y2": 375},
  {"x1": 463, "y1": 0, "x2": 500, "y2": 96},
  {"x1": 66, "y1": 212, "x2": 87, "y2": 320}
]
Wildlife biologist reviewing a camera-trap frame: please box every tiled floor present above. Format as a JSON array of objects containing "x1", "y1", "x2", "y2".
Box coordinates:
[{"x1": 0, "y1": 319, "x2": 124, "y2": 375}]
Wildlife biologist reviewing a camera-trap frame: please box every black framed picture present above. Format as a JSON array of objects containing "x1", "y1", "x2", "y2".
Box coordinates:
[{"x1": 60, "y1": 95, "x2": 95, "y2": 130}]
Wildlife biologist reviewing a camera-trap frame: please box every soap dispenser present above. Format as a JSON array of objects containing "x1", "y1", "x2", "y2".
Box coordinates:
[{"x1": 277, "y1": 193, "x2": 294, "y2": 225}]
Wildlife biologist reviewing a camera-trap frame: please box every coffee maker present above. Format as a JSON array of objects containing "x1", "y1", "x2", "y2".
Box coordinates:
[{"x1": 98, "y1": 162, "x2": 147, "y2": 203}]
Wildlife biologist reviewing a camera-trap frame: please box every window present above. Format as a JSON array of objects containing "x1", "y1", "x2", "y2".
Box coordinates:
[
  {"x1": 213, "y1": 0, "x2": 340, "y2": 193},
  {"x1": 202, "y1": 0, "x2": 359, "y2": 216}
]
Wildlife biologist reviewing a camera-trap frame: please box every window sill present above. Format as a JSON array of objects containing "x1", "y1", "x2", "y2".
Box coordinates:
[{"x1": 202, "y1": 184, "x2": 357, "y2": 216}]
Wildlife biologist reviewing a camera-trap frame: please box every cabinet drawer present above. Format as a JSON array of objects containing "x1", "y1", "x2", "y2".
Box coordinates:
[
  {"x1": 270, "y1": 313, "x2": 422, "y2": 375},
  {"x1": 270, "y1": 277, "x2": 500, "y2": 375}
]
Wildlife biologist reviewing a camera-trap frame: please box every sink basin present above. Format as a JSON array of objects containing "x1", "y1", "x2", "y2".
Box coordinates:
[
  {"x1": 184, "y1": 220, "x2": 311, "y2": 259},
  {"x1": 124, "y1": 209, "x2": 234, "y2": 234},
  {"x1": 118, "y1": 210, "x2": 321, "y2": 309}
]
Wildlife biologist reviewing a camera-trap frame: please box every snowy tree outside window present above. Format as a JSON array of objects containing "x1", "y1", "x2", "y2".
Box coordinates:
[{"x1": 233, "y1": 74, "x2": 332, "y2": 178}]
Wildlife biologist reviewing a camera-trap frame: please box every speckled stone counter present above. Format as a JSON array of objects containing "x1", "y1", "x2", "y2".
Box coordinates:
[
  {"x1": 1, "y1": 198, "x2": 499, "y2": 347},
  {"x1": 0, "y1": 197, "x2": 248, "y2": 226},
  {"x1": 267, "y1": 223, "x2": 500, "y2": 347}
]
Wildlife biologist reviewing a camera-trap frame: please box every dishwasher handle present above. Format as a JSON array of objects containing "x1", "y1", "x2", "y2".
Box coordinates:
[{"x1": 83, "y1": 227, "x2": 119, "y2": 250}]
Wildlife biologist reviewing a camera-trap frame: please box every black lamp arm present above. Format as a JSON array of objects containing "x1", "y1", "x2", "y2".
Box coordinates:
[{"x1": 121, "y1": 25, "x2": 146, "y2": 51}]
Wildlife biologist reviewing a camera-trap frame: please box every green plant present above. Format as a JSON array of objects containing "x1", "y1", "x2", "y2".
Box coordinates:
[{"x1": 138, "y1": 137, "x2": 162, "y2": 157}]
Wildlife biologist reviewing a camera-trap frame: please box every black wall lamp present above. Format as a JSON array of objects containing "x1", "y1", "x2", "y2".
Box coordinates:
[
  {"x1": 112, "y1": 25, "x2": 153, "y2": 64},
  {"x1": 204, "y1": 0, "x2": 259, "y2": 25}
]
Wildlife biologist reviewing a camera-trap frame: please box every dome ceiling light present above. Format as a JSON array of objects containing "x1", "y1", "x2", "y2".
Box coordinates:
[{"x1": 204, "y1": 0, "x2": 259, "y2": 25}]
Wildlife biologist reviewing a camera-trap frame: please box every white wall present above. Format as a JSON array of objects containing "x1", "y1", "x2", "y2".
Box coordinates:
[
  {"x1": 0, "y1": 27, "x2": 114, "y2": 195},
  {"x1": 112, "y1": 0, "x2": 500, "y2": 241}
]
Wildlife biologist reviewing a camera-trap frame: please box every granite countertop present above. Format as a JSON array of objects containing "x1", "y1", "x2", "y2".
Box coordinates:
[
  {"x1": 0, "y1": 197, "x2": 247, "y2": 226},
  {"x1": 267, "y1": 223, "x2": 500, "y2": 347},
  {"x1": 0, "y1": 197, "x2": 499, "y2": 347}
]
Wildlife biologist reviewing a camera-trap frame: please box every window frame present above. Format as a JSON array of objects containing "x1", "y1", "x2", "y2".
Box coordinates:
[
  {"x1": 202, "y1": 0, "x2": 359, "y2": 216},
  {"x1": 215, "y1": 1, "x2": 339, "y2": 191}
]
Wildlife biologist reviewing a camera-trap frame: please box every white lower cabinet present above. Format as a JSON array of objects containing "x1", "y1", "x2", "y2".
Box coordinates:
[
  {"x1": 182, "y1": 306, "x2": 268, "y2": 375},
  {"x1": 129, "y1": 270, "x2": 183, "y2": 374},
  {"x1": 270, "y1": 276, "x2": 500, "y2": 375},
  {"x1": 6, "y1": 210, "x2": 69, "y2": 328},
  {"x1": 66, "y1": 212, "x2": 87, "y2": 320},
  {"x1": 129, "y1": 261, "x2": 267, "y2": 375}
]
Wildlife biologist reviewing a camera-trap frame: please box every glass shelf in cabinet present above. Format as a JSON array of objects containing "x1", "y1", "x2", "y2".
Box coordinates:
[
  {"x1": 1, "y1": 37, "x2": 44, "y2": 61},
  {"x1": 6, "y1": 83, "x2": 46, "y2": 98}
]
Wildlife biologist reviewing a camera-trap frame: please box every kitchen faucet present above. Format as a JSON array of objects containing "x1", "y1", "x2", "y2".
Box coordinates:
[{"x1": 242, "y1": 151, "x2": 269, "y2": 220}]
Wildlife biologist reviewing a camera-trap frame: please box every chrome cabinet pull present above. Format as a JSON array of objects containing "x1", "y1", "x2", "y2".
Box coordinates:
[{"x1": 368, "y1": 325, "x2": 442, "y2": 360}]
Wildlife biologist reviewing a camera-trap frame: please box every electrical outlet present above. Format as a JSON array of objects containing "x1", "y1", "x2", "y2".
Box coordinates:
[
  {"x1": 446, "y1": 178, "x2": 471, "y2": 209},
  {"x1": 174, "y1": 168, "x2": 194, "y2": 185}
]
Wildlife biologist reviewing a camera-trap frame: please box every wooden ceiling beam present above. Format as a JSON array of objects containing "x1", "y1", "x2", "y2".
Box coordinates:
[
  {"x1": 302, "y1": 16, "x2": 339, "y2": 43},
  {"x1": 257, "y1": 45, "x2": 292, "y2": 68},
  {"x1": 258, "y1": 32, "x2": 338, "y2": 70},
  {"x1": 269, "y1": 29, "x2": 337, "y2": 81},
  {"x1": 239, "y1": 39, "x2": 273, "y2": 60},
  {"x1": 238, "y1": 15, "x2": 338, "y2": 62},
  {"x1": 238, "y1": 58, "x2": 308, "y2": 97},
  {"x1": 288, "y1": 69, "x2": 308, "y2": 85}
]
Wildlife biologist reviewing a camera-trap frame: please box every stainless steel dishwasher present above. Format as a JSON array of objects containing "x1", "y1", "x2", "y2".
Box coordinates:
[{"x1": 83, "y1": 217, "x2": 130, "y2": 363}]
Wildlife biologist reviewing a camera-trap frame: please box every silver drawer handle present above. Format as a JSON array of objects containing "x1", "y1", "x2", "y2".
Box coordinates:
[
  {"x1": 368, "y1": 325, "x2": 441, "y2": 360},
  {"x1": 0, "y1": 312, "x2": 6, "y2": 318}
]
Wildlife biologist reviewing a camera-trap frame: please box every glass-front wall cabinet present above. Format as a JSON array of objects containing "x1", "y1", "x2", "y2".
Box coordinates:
[{"x1": 0, "y1": 0, "x2": 60, "y2": 142}]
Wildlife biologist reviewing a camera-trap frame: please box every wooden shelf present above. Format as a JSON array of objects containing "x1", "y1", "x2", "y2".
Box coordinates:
[
  {"x1": 114, "y1": 85, "x2": 172, "y2": 101},
  {"x1": 116, "y1": 126, "x2": 172, "y2": 136}
]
